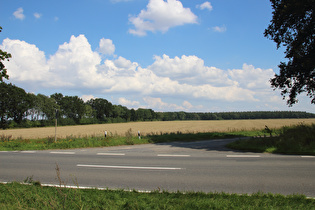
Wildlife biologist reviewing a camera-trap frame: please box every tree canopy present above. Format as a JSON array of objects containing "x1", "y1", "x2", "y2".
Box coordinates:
[
  {"x1": 0, "y1": 26, "x2": 11, "y2": 82},
  {"x1": 264, "y1": 0, "x2": 315, "y2": 106}
]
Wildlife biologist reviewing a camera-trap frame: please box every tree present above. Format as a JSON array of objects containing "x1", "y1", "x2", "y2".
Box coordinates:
[
  {"x1": 51, "y1": 93, "x2": 85, "y2": 123},
  {"x1": 264, "y1": 0, "x2": 315, "y2": 105},
  {"x1": 87, "y1": 98, "x2": 113, "y2": 122},
  {"x1": 0, "y1": 83, "x2": 33, "y2": 128},
  {"x1": 34, "y1": 94, "x2": 59, "y2": 120},
  {"x1": 0, "y1": 26, "x2": 12, "y2": 82}
]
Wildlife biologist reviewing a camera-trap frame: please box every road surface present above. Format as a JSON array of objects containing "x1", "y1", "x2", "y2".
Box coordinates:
[{"x1": 1, "y1": 138, "x2": 314, "y2": 196}]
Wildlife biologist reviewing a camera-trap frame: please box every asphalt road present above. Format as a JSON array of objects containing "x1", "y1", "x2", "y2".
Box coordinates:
[{"x1": 1, "y1": 138, "x2": 315, "y2": 196}]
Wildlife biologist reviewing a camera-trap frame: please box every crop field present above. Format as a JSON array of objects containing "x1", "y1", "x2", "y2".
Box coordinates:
[{"x1": 1, "y1": 119, "x2": 315, "y2": 140}]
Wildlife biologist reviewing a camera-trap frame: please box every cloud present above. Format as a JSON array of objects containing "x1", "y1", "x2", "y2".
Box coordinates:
[
  {"x1": 98, "y1": 38, "x2": 115, "y2": 55},
  {"x1": 129, "y1": 0, "x2": 198, "y2": 36},
  {"x1": 118, "y1": 97, "x2": 140, "y2": 107},
  {"x1": 47, "y1": 35, "x2": 103, "y2": 87},
  {"x1": 143, "y1": 97, "x2": 185, "y2": 111},
  {"x1": 142, "y1": 97, "x2": 204, "y2": 111},
  {"x1": 197, "y1": 2, "x2": 213, "y2": 11},
  {"x1": 0, "y1": 38, "x2": 50, "y2": 88},
  {"x1": 2, "y1": 35, "x2": 281, "y2": 111},
  {"x1": 81, "y1": 95, "x2": 95, "y2": 102},
  {"x1": 228, "y1": 64, "x2": 274, "y2": 90},
  {"x1": 212, "y1": 25, "x2": 227, "y2": 33},
  {"x1": 34, "y1": 13, "x2": 42, "y2": 19},
  {"x1": 13, "y1": 7, "x2": 25, "y2": 20},
  {"x1": 148, "y1": 54, "x2": 235, "y2": 86}
]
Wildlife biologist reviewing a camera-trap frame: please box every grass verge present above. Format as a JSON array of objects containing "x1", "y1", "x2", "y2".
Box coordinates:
[
  {"x1": 227, "y1": 123, "x2": 315, "y2": 155},
  {"x1": 1, "y1": 182, "x2": 314, "y2": 209},
  {"x1": 0, "y1": 129, "x2": 264, "y2": 151}
]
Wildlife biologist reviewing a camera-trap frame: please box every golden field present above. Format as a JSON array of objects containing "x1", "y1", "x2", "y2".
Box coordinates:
[{"x1": 1, "y1": 119, "x2": 315, "y2": 139}]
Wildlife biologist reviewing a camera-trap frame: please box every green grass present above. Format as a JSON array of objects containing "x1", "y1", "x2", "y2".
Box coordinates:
[
  {"x1": 0, "y1": 129, "x2": 262, "y2": 151},
  {"x1": 1, "y1": 182, "x2": 314, "y2": 209},
  {"x1": 1, "y1": 126, "x2": 314, "y2": 208},
  {"x1": 1, "y1": 124, "x2": 314, "y2": 155},
  {"x1": 0, "y1": 135, "x2": 149, "y2": 151},
  {"x1": 227, "y1": 124, "x2": 315, "y2": 155}
]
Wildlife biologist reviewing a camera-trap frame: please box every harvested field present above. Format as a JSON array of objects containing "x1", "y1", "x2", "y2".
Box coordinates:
[{"x1": 1, "y1": 119, "x2": 315, "y2": 139}]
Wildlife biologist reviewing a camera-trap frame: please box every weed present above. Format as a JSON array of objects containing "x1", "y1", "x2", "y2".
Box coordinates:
[
  {"x1": 125, "y1": 128, "x2": 134, "y2": 145},
  {"x1": 24, "y1": 176, "x2": 41, "y2": 186},
  {"x1": 227, "y1": 123, "x2": 315, "y2": 155},
  {"x1": 1, "y1": 183, "x2": 314, "y2": 209},
  {"x1": 264, "y1": 125, "x2": 273, "y2": 136},
  {"x1": 0, "y1": 134, "x2": 12, "y2": 142},
  {"x1": 47, "y1": 136, "x2": 55, "y2": 144}
]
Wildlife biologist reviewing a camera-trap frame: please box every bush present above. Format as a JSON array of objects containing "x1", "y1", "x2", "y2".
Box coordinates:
[
  {"x1": 275, "y1": 123, "x2": 315, "y2": 153},
  {"x1": 227, "y1": 123, "x2": 315, "y2": 155},
  {"x1": 125, "y1": 128, "x2": 134, "y2": 145}
]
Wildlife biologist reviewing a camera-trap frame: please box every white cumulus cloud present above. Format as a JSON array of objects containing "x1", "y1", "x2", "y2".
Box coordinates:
[
  {"x1": 34, "y1": 13, "x2": 42, "y2": 19},
  {"x1": 81, "y1": 95, "x2": 95, "y2": 102},
  {"x1": 212, "y1": 25, "x2": 227, "y2": 33},
  {"x1": 0, "y1": 38, "x2": 50, "y2": 89},
  {"x1": 47, "y1": 35, "x2": 102, "y2": 87},
  {"x1": 148, "y1": 54, "x2": 235, "y2": 86},
  {"x1": 13, "y1": 7, "x2": 25, "y2": 20},
  {"x1": 197, "y1": 2, "x2": 213, "y2": 11},
  {"x1": 129, "y1": 0, "x2": 198, "y2": 36},
  {"x1": 143, "y1": 97, "x2": 185, "y2": 111},
  {"x1": 1, "y1": 34, "x2": 284, "y2": 111},
  {"x1": 228, "y1": 64, "x2": 274, "y2": 90},
  {"x1": 98, "y1": 38, "x2": 115, "y2": 55},
  {"x1": 118, "y1": 97, "x2": 140, "y2": 107}
]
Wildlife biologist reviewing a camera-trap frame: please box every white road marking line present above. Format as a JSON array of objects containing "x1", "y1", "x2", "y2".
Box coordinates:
[
  {"x1": 226, "y1": 155, "x2": 261, "y2": 158},
  {"x1": 157, "y1": 154, "x2": 191, "y2": 157},
  {"x1": 1, "y1": 181, "x2": 153, "y2": 192},
  {"x1": 50, "y1": 152, "x2": 75, "y2": 154},
  {"x1": 0, "y1": 151, "x2": 9, "y2": 153},
  {"x1": 301, "y1": 156, "x2": 315, "y2": 158},
  {"x1": 20, "y1": 151, "x2": 36, "y2": 153},
  {"x1": 77, "y1": 164, "x2": 183, "y2": 170},
  {"x1": 97, "y1": 153, "x2": 125, "y2": 156}
]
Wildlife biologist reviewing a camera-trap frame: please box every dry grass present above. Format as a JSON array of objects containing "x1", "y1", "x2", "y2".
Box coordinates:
[{"x1": 1, "y1": 119, "x2": 315, "y2": 139}]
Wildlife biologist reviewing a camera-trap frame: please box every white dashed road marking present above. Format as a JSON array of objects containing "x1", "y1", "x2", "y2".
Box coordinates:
[
  {"x1": 97, "y1": 153, "x2": 125, "y2": 156},
  {"x1": 226, "y1": 155, "x2": 261, "y2": 158},
  {"x1": 77, "y1": 164, "x2": 183, "y2": 170},
  {"x1": 50, "y1": 152, "x2": 75, "y2": 155},
  {"x1": 157, "y1": 154, "x2": 191, "y2": 157}
]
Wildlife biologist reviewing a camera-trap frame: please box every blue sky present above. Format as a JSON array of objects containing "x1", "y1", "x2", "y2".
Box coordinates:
[{"x1": 1, "y1": 0, "x2": 314, "y2": 113}]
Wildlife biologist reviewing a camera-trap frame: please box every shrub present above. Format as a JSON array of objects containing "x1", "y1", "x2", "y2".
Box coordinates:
[{"x1": 125, "y1": 128, "x2": 134, "y2": 145}]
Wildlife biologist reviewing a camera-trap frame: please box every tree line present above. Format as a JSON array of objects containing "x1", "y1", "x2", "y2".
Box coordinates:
[{"x1": 1, "y1": 82, "x2": 315, "y2": 129}]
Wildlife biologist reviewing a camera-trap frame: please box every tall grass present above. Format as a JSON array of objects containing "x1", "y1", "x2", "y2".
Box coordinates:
[
  {"x1": 227, "y1": 123, "x2": 315, "y2": 155},
  {"x1": 1, "y1": 182, "x2": 314, "y2": 209},
  {"x1": 0, "y1": 132, "x2": 149, "y2": 151},
  {"x1": 0, "y1": 128, "x2": 265, "y2": 151}
]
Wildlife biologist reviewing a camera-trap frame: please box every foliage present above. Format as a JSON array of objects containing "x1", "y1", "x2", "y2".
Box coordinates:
[
  {"x1": 0, "y1": 129, "x2": 267, "y2": 151},
  {"x1": 0, "y1": 182, "x2": 314, "y2": 209},
  {"x1": 0, "y1": 26, "x2": 11, "y2": 82},
  {"x1": 0, "y1": 83, "x2": 33, "y2": 128},
  {"x1": 227, "y1": 123, "x2": 315, "y2": 155},
  {"x1": 86, "y1": 98, "x2": 113, "y2": 121},
  {"x1": 0, "y1": 132, "x2": 149, "y2": 151},
  {"x1": 51, "y1": 93, "x2": 85, "y2": 124},
  {"x1": 264, "y1": 0, "x2": 315, "y2": 105},
  {"x1": 1, "y1": 82, "x2": 315, "y2": 129},
  {"x1": 125, "y1": 128, "x2": 135, "y2": 145},
  {"x1": 147, "y1": 131, "x2": 244, "y2": 143}
]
